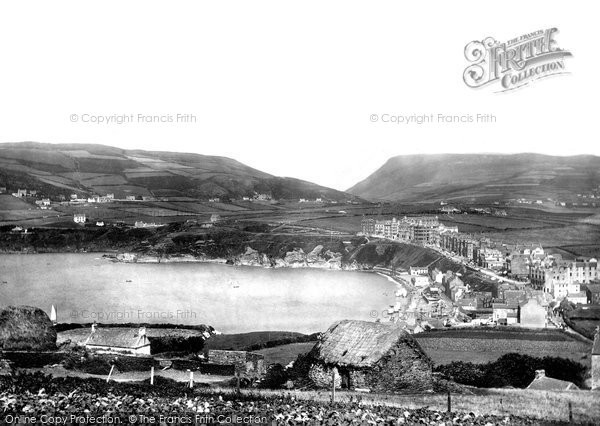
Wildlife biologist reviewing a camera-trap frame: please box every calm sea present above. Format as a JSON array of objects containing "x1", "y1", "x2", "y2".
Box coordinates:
[{"x1": 0, "y1": 253, "x2": 395, "y2": 333}]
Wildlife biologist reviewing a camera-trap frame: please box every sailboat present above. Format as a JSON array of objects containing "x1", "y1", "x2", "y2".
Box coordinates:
[{"x1": 50, "y1": 305, "x2": 57, "y2": 324}]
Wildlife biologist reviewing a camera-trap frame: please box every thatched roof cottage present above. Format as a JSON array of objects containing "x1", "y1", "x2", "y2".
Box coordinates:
[
  {"x1": 308, "y1": 320, "x2": 434, "y2": 392},
  {"x1": 0, "y1": 306, "x2": 57, "y2": 351}
]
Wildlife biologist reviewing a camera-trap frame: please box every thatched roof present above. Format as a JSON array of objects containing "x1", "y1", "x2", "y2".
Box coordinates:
[
  {"x1": 311, "y1": 320, "x2": 423, "y2": 368},
  {"x1": 0, "y1": 306, "x2": 56, "y2": 351},
  {"x1": 85, "y1": 327, "x2": 150, "y2": 350}
]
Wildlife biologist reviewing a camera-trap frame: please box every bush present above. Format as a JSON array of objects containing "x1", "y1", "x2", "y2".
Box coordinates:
[
  {"x1": 435, "y1": 353, "x2": 587, "y2": 389},
  {"x1": 260, "y1": 364, "x2": 288, "y2": 389}
]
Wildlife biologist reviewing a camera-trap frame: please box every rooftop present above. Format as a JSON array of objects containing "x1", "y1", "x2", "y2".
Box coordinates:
[
  {"x1": 310, "y1": 320, "x2": 422, "y2": 368},
  {"x1": 85, "y1": 327, "x2": 149, "y2": 349},
  {"x1": 527, "y1": 371, "x2": 579, "y2": 391}
]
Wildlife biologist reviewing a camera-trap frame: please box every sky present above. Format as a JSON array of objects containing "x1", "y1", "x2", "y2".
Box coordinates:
[{"x1": 0, "y1": 1, "x2": 598, "y2": 191}]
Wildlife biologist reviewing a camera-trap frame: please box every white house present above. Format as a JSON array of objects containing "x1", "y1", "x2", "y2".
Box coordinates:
[
  {"x1": 410, "y1": 266, "x2": 428, "y2": 276},
  {"x1": 84, "y1": 325, "x2": 151, "y2": 355},
  {"x1": 73, "y1": 213, "x2": 86, "y2": 224},
  {"x1": 412, "y1": 275, "x2": 429, "y2": 287}
]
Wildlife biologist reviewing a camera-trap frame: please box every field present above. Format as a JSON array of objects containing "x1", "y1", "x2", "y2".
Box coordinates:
[
  {"x1": 247, "y1": 327, "x2": 594, "y2": 368},
  {"x1": 204, "y1": 331, "x2": 306, "y2": 351},
  {"x1": 0, "y1": 194, "x2": 33, "y2": 210},
  {"x1": 564, "y1": 306, "x2": 600, "y2": 339},
  {"x1": 415, "y1": 328, "x2": 592, "y2": 366},
  {"x1": 255, "y1": 342, "x2": 316, "y2": 365}
]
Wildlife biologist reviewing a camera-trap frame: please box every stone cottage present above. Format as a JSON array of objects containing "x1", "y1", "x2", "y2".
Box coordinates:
[{"x1": 308, "y1": 320, "x2": 434, "y2": 392}]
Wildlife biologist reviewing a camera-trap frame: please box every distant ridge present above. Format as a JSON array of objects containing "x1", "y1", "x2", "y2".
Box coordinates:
[
  {"x1": 0, "y1": 142, "x2": 354, "y2": 201},
  {"x1": 347, "y1": 153, "x2": 600, "y2": 202}
]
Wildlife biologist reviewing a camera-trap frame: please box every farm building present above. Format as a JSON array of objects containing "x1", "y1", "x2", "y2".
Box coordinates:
[
  {"x1": 207, "y1": 350, "x2": 265, "y2": 375},
  {"x1": 84, "y1": 325, "x2": 150, "y2": 355},
  {"x1": 0, "y1": 305, "x2": 57, "y2": 351},
  {"x1": 308, "y1": 320, "x2": 434, "y2": 392},
  {"x1": 526, "y1": 370, "x2": 579, "y2": 391},
  {"x1": 592, "y1": 329, "x2": 600, "y2": 390}
]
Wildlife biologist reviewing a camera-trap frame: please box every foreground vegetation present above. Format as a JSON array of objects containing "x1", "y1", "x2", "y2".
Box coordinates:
[{"x1": 1, "y1": 373, "x2": 595, "y2": 424}]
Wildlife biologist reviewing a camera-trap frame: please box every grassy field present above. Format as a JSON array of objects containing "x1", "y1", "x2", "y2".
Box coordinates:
[
  {"x1": 415, "y1": 328, "x2": 592, "y2": 366},
  {"x1": 204, "y1": 331, "x2": 305, "y2": 351},
  {"x1": 564, "y1": 306, "x2": 600, "y2": 339},
  {"x1": 255, "y1": 342, "x2": 316, "y2": 365}
]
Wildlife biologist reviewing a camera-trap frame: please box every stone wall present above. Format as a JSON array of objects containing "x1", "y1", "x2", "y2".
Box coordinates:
[
  {"x1": 309, "y1": 335, "x2": 434, "y2": 393},
  {"x1": 308, "y1": 364, "x2": 341, "y2": 389},
  {"x1": 358, "y1": 336, "x2": 434, "y2": 392},
  {"x1": 208, "y1": 350, "x2": 265, "y2": 375}
]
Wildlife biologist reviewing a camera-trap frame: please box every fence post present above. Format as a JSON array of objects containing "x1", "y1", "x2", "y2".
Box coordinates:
[
  {"x1": 569, "y1": 402, "x2": 573, "y2": 422},
  {"x1": 447, "y1": 391, "x2": 451, "y2": 413},
  {"x1": 331, "y1": 369, "x2": 336, "y2": 404},
  {"x1": 150, "y1": 366, "x2": 154, "y2": 385},
  {"x1": 106, "y1": 365, "x2": 114, "y2": 383}
]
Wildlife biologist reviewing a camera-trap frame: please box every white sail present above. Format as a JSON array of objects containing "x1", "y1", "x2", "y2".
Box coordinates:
[{"x1": 50, "y1": 305, "x2": 57, "y2": 322}]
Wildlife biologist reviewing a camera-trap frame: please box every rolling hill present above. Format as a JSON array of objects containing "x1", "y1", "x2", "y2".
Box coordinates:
[
  {"x1": 0, "y1": 142, "x2": 354, "y2": 201},
  {"x1": 347, "y1": 153, "x2": 600, "y2": 202}
]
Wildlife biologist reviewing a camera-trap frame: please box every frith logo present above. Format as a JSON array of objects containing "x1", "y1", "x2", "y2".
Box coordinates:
[{"x1": 463, "y1": 28, "x2": 572, "y2": 92}]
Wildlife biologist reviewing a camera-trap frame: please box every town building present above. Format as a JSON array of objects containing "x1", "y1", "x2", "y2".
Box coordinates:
[
  {"x1": 519, "y1": 297, "x2": 546, "y2": 328},
  {"x1": 412, "y1": 275, "x2": 430, "y2": 287},
  {"x1": 84, "y1": 325, "x2": 151, "y2": 355},
  {"x1": 492, "y1": 302, "x2": 519, "y2": 325},
  {"x1": 409, "y1": 266, "x2": 428, "y2": 276},
  {"x1": 584, "y1": 283, "x2": 600, "y2": 304},
  {"x1": 566, "y1": 291, "x2": 588, "y2": 305}
]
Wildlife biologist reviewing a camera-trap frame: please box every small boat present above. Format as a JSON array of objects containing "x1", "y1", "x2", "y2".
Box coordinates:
[
  {"x1": 233, "y1": 285, "x2": 240, "y2": 289},
  {"x1": 126, "y1": 280, "x2": 132, "y2": 283}
]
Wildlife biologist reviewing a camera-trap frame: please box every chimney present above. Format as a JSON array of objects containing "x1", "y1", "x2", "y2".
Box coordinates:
[{"x1": 535, "y1": 369, "x2": 545, "y2": 379}]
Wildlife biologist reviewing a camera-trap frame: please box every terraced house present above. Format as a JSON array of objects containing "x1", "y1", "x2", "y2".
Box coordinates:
[{"x1": 530, "y1": 259, "x2": 599, "y2": 300}]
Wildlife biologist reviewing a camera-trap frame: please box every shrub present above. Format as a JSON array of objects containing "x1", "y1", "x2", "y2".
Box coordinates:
[{"x1": 435, "y1": 353, "x2": 587, "y2": 389}]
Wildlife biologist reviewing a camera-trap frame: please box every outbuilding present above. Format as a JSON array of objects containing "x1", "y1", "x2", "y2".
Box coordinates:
[{"x1": 308, "y1": 320, "x2": 434, "y2": 392}]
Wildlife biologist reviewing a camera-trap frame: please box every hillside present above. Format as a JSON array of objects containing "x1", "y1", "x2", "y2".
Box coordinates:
[
  {"x1": 347, "y1": 153, "x2": 600, "y2": 202},
  {"x1": 0, "y1": 142, "x2": 353, "y2": 201}
]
